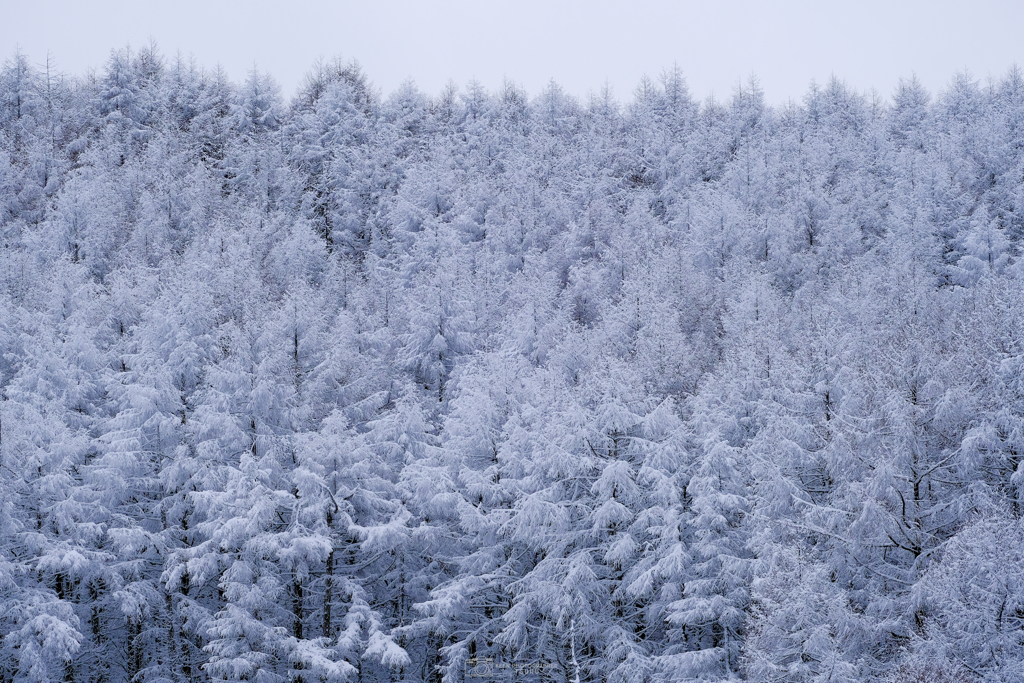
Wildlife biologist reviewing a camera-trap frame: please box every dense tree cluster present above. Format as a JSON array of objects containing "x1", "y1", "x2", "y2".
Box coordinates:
[{"x1": 2, "y1": 45, "x2": 1024, "y2": 682}]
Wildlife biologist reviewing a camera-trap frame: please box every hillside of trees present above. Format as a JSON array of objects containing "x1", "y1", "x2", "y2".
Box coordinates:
[{"x1": 2, "y1": 45, "x2": 1024, "y2": 683}]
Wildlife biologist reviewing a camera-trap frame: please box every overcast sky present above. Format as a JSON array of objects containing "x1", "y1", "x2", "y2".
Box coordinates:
[{"x1": 4, "y1": 0, "x2": 1023, "y2": 105}]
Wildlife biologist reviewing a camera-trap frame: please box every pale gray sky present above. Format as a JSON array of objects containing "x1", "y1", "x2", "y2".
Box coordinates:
[{"x1": 3, "y1": 0, "x2": 1023, "y2": 105}]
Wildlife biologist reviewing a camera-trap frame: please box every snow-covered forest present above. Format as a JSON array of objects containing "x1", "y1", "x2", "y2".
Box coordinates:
[{"x1": 2, "y1": 44, "x2": 1024, "y2": 683}]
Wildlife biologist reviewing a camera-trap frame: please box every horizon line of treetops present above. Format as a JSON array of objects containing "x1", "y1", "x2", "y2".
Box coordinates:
[{"x1": 9, "y1": 42, "x2": 1015, "y2": 114}]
